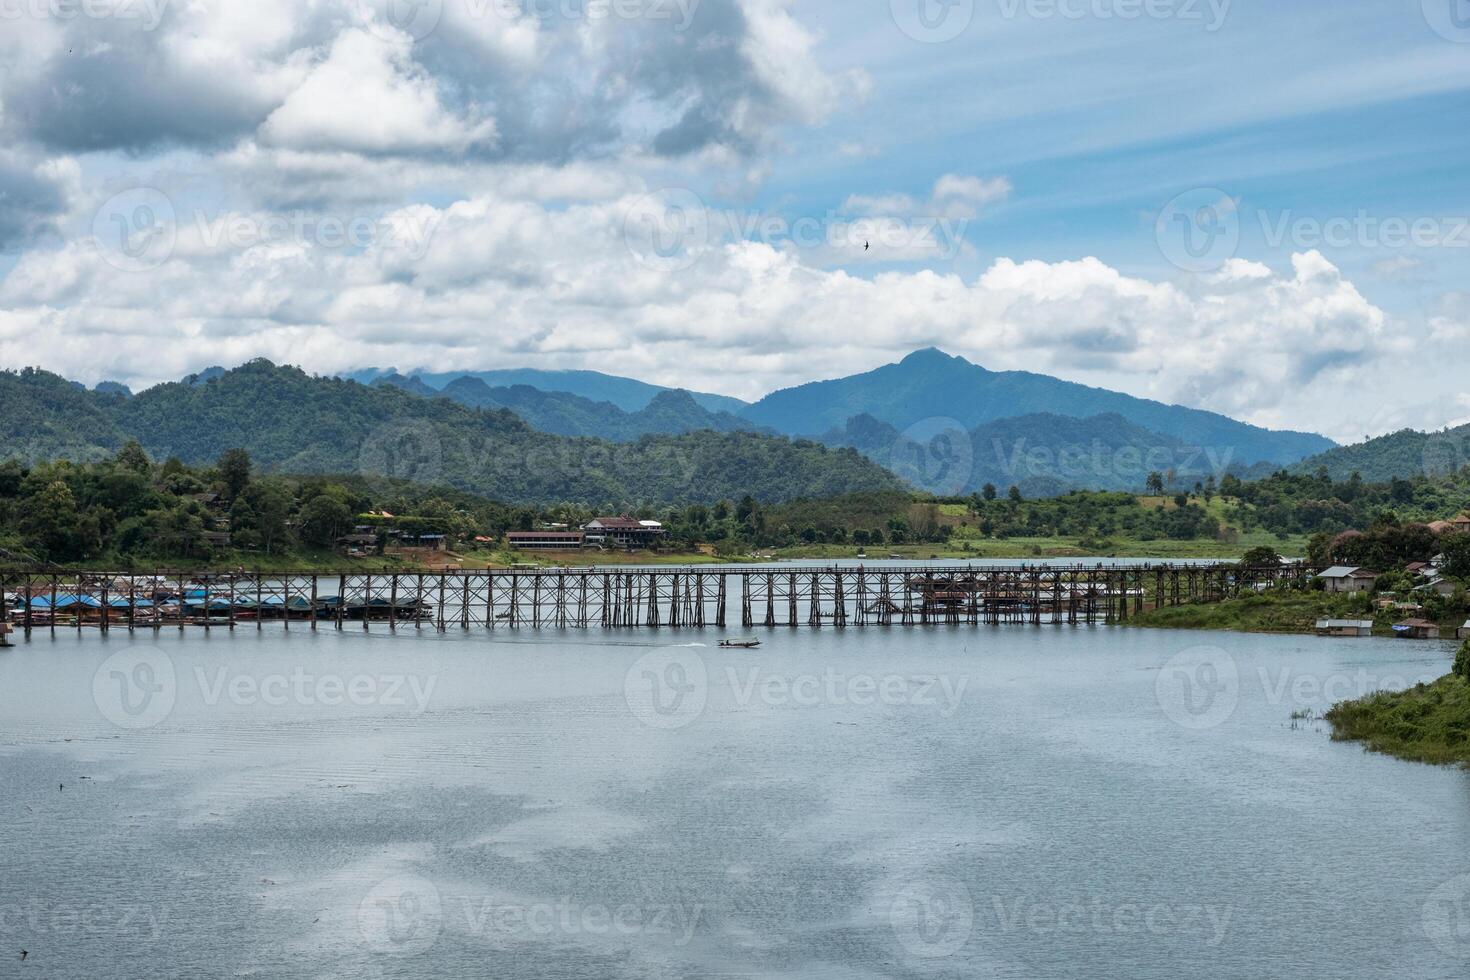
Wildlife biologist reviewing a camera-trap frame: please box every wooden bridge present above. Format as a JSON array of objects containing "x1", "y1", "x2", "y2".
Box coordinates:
[{"x1": 0, "y1": 562, "x2": 1311, "y2": 637}]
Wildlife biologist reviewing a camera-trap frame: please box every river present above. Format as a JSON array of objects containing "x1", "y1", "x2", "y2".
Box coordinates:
[{"x1": 0, "y1": 624, "x2": 1466, "y2": 978}]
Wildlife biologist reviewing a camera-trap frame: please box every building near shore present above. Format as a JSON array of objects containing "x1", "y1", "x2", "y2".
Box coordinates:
[
  {"x1": 507, "y1": 531, "x2": 587, "y2": 551},
  {"x1": 582, "y1": 517, "x2": 666, "y2": 550},
  {"x1": 1392, "y1": 618, "x2": 1441, "y2": 640},
  {"x1": 1315, "y1": 619, "x2": 1374, "y2": 637},
  {"x1": 1316, "y1": 566, "x2": 1377, "y2": 593}
]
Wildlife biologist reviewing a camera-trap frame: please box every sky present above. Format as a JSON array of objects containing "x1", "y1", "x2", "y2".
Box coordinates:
[{"x1": 0, "y1": 0, "x2": 1468, "y2": 444}]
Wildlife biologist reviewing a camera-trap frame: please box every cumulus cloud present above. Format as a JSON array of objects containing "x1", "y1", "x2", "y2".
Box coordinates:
[{"x1": 0, "y1": 180, "x2": 1403, "y2": 441}]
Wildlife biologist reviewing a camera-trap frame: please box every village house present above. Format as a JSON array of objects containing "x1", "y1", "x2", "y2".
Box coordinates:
[
  {"x1": 1393, "y1": 618, "x2": 1441, "y2": 640},
  {"x1": 1459, "y1": 620, "x2": 1470, "y2": 641},
  {"x1": 1315, "y1": 619, "x2": 1374, "y2": 637},
  {"x1": 1450, "y1": 514, "x2": 1470, "y2": 533},
  {"x1": 582, "y1": 517, "x2": 667, "y2": 550},
  {"x1": 1414, "y1": 576, "x2": 1459, "y2": 598},
  {"x1": 507, "y1": 531, "x2": 587, "y2": 551},
  {"x1": 1316, "y1": 566, "x2": 1377, "y2": 593}
]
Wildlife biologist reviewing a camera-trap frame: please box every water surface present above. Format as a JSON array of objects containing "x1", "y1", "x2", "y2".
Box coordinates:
[{"x1": 1, "y1": 624, "x2": 1466, "y2": 978}]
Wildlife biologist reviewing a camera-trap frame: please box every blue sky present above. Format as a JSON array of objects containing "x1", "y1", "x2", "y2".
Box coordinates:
[{"x1": 0, "y1": 0, "x2": 1466, "y2": 442}]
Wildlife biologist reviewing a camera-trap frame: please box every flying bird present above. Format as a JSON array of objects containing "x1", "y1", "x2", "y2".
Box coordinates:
[{"x1": 864, "y1": 241, "x2": 870, "y2": 251}]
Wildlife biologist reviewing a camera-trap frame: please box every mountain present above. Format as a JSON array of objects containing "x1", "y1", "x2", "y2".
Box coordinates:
[
  {"x1": 1292, "y1": 423, "x2": 1470, "y2": 482},
  {"x1": 821, "y1": 411, "x2": 1245, "y2": 497},
  {"x1": 433, "y1": 378, "x2": 757, "y2": 441},
  {"x1": 0, "y1": 362, "x2": 903, "y2": 505},
  {"x1": 0, "y1": 367, "x2": 130, "y2": 463},
  {"x1": 343, "y1": 366, "x2": 747, "y2": 415},
  {"x1": 743, "y1": 348, "x2": 1334, "y2": 467}
]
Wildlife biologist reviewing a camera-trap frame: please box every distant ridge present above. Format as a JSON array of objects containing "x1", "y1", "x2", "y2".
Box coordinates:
[
  {"x1": 343, "y1": 366, "x2": 747, "y2": 415},
  {"x1": 742, "y1": 348, "x2": 1334, "y2": 467}
]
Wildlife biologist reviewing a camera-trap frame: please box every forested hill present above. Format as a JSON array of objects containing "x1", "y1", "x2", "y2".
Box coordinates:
[
  {"x1": 1291, "y1": 423, "x2": 1470, "y2": 483},
  {"x1": 743, "y1": 348, "x2": 1334, "y2": 466},
  {"x1": 0, "y1": 362, "x2": 904, "y2": 505},
  {"x1": 377, "y1": 374, "x2": 759, "y2": 441}
]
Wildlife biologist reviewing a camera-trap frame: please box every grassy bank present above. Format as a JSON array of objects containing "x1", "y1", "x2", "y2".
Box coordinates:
[
  {"x1": 1127, "y1": 591, "x2": 1380, "y2": 634},
  {"x1": 1326, "y1": 651, "x2": 1470, "y2": 765}
]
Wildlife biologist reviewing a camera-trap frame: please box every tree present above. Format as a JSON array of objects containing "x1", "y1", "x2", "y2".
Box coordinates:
[
  {"x1": 982, "y1": 483, "x2": 997, "y2": 501},
  {"x1": 218, "y1": 448, "x2": 252, "y2": 500},
  {"x1": 1241, "y1": 545, "x2": 1282, "y2": 567},
  {"x1": 1008, "y1": 486, "x2": 1022, "y2": 503},
  {"x1": 298, "y1": 492, "x2": 352, "y2": 548},
  {"x1": 17, "y1": 480, "x2": 98, "y2": 561},
  {"x1": 1454, "y1": 640, "x2": 1470, "y2": 682},
  {"x1": 114, "y1": 440, "x2": 152, "y2": 474},
  {"x1": 1441, "y1": 533, "x2": 1470, "y2": 580},
  {"x1": 1146, "y1": 472, "x2": 1165, "y2": 495}
]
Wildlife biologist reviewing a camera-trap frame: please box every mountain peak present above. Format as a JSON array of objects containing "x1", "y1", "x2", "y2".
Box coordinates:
[{"x1": 899, "y1": 347, "x2": 954, "y2": 366}]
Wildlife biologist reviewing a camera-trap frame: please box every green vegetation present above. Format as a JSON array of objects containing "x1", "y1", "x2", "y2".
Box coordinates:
[
  {"x1": 0, "y1": 362, "x2": 903, "y2": 505},
  {"x1": 1325, "y1": 644, "x2": 1470, "y2": 766},
  {"x1": 1129, "y1": 590, "x2": 1378, "y2": 634},
  {"x1": 0, "y1": 445, "x2": 511, "y2": 569}
]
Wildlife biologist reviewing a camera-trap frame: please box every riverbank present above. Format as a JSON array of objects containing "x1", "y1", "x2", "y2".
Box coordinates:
[
  {"x1": 1127, "y1": 591, "x2": 1466, "y2": 638},
  {"x1": 1326, "y1": 646, "x2": 1470, "y2": 766}
]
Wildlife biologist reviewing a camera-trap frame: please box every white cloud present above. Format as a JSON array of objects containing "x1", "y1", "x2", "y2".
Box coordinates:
[
  {"x1": 260, "y1": 29, "x2": 497, "y2": 154},
  {"x1": 0, "y1": 181, "x2": 1408, "y2": 441}
]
